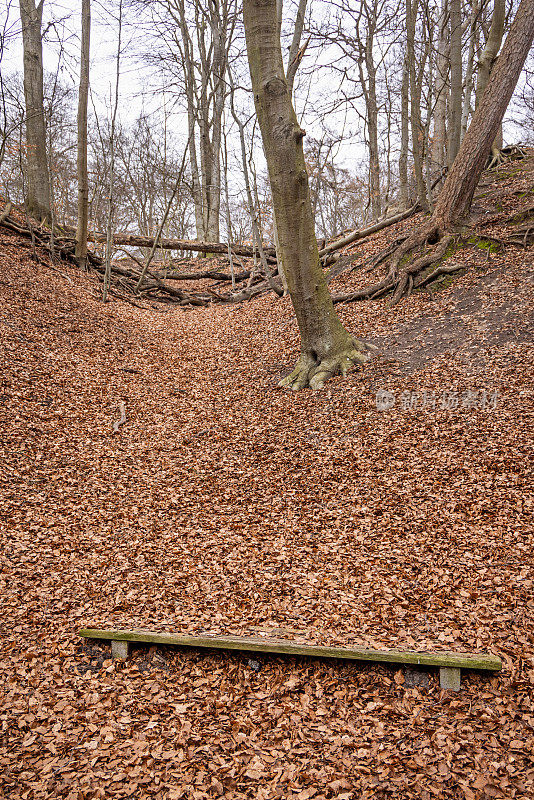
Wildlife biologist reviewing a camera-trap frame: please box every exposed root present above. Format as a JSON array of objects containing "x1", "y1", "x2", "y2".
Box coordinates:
[
  {"x1": 486, "y1": 144, "x2": 526, "y2": 170},
  {"x1": 487, "y1": 146, "x2": 507, "y2": 170},
  {"x1": 333, "y1": 222, "x2": 464, "y2": 306},
  {"x1": 279, "y1": 337, "x2": 376, "y2": 391}
]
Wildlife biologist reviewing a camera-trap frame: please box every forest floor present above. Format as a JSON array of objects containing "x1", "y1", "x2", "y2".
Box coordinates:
[{"x1": 1, "y1": 157, "x2": 533, "y2": 800}]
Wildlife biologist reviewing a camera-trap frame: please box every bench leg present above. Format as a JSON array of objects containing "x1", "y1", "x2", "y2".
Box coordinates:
[
  {"x1": 440, "y1": 666, "x2": 461, "y2": 691},
  {"x1": 111, "y1": 640, "x2": 130, "y2": 660}
]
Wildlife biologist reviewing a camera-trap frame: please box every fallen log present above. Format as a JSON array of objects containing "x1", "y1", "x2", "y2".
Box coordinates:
[
  {"x1": 223, "y1": 276, "x2": 283, "y2": 303},
  {"x1": 155, "y1": 268, "x2": 252, "y2": 283},
  {"x1": 88, "y1": 230, "x2": 277, "y2": 260},
  {"x1": 318, "y1": 203, "x2": 419, "y2": 259}
]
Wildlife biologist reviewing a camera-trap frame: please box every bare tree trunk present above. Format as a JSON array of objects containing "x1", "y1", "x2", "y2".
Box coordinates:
[
  {"x1": 205, "y1": 0, "x2": 229, "y2": 242},
  {"x1": 221, "y1": 128, "x2": 235, "y2": 289},
  {"x1": 461, "y1": 0, "x2": 479, "y2": 140},
  {"x1": 399, "y1": 54, "x2": 409, "y2": 208},
  {"x1": 278, "y1": 0, "x2": 307, "y2": 283},
  {"x1": 286, "y1": 0, "x2": 308, "y2": 95},
  {"x1": 431, "y1": 0, "x2": 449, "y2": 178},
  {"x1": 435, "y1": 0, "x2": 534, "y2": 227},
  {"x1": 178, "y1": 10, "x2": 204, "y2": 240},
  {"x1": 364, "y1": 36, "x2": 381, "y2": 219},
  {"x1": 243, "y1": 0, "x2": 372, "y2": 390},
  {"x1": 406, "y1": 0, "x2": 428, "y2": 209},
  {"x1": 355, "y1": 2, "x2": 381, "y2": 219},
  {"x1": 75, "y1": 0, "x2": 90, "y2": 266},
  {"x1": 476, "y1": 0, "x2": 506, "y2": 160},
  {"x1": 448, "y1": 0, "x2": 463, "y2": 164},
  {"x1": 476, "y1": 0, "x2": 506, "y2": 105},
  {"x1": 103, "y1": 0, "x2": 122, "y2": 303},
  {"x1": 19, "y1": 0, "x2": 50, "y2": 222},
  {"x1": 227, "y1": 69, "x2": 281, "y2": 295}
]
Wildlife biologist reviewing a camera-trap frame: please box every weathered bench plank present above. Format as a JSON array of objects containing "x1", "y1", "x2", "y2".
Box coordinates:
[{"x1": 79, "y1": 628, "x2": 501, "y2": 675}]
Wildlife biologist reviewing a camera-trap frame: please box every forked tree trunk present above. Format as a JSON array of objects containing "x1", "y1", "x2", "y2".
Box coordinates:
[
  {"x1": 286, "y1": 0, "x2": 308, "y2": 95},
  {"x1": 243, "y1": 0, "x2": 372, "y2": 389},
  {"x1": 476, "y1": 0, "x2": 506, "y2": 106},
  {"x1": 434, "y1": 0, "x2": 534, "y2": 227},
  {"x1": 75, "y1": 0, "x2": 90, "y2": 265},
  {"x1": 476, "y1": 0, "x2": 506, "y2": 160},
  {"x1": 19, "y1": 0, "x2": 51, "y2": 223}
]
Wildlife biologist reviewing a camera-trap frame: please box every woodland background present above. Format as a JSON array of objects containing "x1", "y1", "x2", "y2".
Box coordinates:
[{"x1": 1, "y1": 0, "x2": 534, "y2": 252}]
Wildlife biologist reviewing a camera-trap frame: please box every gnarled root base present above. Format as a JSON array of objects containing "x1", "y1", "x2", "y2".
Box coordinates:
[
  {"x1": 487, "y1": 146, "x2": 507, "y2": 169},
  {"x1": 486, "y1": 144, "x2": 526, "y2": 170},
  {"x1": 279, "y1": 337, "x2": 375, "y2": 390},
  {"x1": 334, "y1": 222, "x2": 464, "y2": 307}
]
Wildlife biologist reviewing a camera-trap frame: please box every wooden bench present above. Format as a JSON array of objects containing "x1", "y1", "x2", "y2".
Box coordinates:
[{"x1": 79, "y1": 628, "x2": 501, "y2": 691}]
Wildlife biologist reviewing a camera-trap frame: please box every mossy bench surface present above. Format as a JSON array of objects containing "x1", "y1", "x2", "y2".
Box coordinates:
[{"x1": 79, "y1": 628, "x2": 501, "y2": 671}]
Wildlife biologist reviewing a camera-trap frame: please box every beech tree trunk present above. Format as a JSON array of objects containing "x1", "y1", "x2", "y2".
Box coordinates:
[
  {"x1": 434, "y1": 0, "x2": 534, "y2": 227},
  {"x1": 406, "y1": 0, "x2": 428, "y2": 209},
  {"x1": 19, "y1": 0, "x2": 51, "y2": 223},
  {"x1": 448, "y1": 0, "x2": 463, "y2": 165},
  {"x1": 365, "y1": 34, "x2": 381, "y2": 220},
  {"x1": 243, "y1": 0, "x2": 371, "y2": 389},
  {"x1": 431, "y1": 0, "x2": 449, "y2": 177},
  {"x1": 476, "y1": 0, "x2": 506, "y2": 159},
  {"x1": 476, "y1": 0, "x2": 506, "y2": 106},
  {"x1": 75, "y1": 0, "x2": 90, "y2": 265},
  {"x1": 399, "y1": 54, "x2": 409, "y2": 207}
]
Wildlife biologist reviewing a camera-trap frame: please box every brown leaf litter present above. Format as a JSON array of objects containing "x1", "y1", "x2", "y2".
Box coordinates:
[{"x1": 1, "y1": 159, "x2": 533, "y2": 799}]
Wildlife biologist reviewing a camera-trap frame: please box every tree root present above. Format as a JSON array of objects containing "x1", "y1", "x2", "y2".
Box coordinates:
[
  {"x1": 279, "y1": 337, "x2": 376, "y2": 390},
  {"x1": 487, "y1": 147, "x2": 507, "y2": 170},
  {"x1": 486, "y1": 143, "x2": 526, "y2": 170},
  {"x1": 332, "y1": 222, "x2": 464, "y2": 306}
]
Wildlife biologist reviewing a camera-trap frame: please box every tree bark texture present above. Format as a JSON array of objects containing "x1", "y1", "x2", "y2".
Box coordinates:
[
  {"x1": 243, "y1": 0, "x2": 371, "y2": 389},
  {"x1": 19, "y1": 0, "x2": 51, "y2": 222},
  {"x1": 448, "y1": 0, "x2": 463, "y2": 165},
  {"x1": 75, "y1": 0, "x2": 91, "y2": 264}
]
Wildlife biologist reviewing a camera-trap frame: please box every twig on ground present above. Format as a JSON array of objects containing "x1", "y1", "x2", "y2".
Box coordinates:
[{"x1": 112, "y1": 401, "x2": 127, "y2": 433}]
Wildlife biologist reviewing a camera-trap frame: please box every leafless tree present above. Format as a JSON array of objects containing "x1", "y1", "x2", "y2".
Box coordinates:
[
  {"x1": 243, "y1": 0, "x2": 374, "y2": 389},
  {"x1": 19, "y1": 0, "x2": 51, "y2": 222},
  {"x1": 103, "y1": 0, "x2": 123, "y2": 302},
  {"x1": 75, "y1": 0, "x2": 91, "y2": 266}
]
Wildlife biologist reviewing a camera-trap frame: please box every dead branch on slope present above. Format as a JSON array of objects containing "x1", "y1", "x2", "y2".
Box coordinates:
[{"x1": 0, "y1": 207, "x2": 211, "y2": 307}]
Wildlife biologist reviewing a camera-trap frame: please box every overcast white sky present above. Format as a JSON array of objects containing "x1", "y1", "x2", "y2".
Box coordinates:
[
  {"x1": 2, "y1": 0, "x2": 368, "y2": 176},
  {"x1": 4, "y1": 2, "x2": 156, "y2": 120}
]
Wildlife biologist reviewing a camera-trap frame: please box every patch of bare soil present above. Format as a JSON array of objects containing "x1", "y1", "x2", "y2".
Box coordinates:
[{"x1": 369, "y1": 259, "x2": 534, "y2": 372}]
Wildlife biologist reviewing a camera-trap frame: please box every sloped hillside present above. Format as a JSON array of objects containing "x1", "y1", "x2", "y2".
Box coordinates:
[{"x1": 1, "y1": 157, "x2": 533, "y2": 800}]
